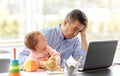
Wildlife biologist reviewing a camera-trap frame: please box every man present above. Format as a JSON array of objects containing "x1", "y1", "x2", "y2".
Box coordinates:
[{"x1": 18, "y1": 9, "x2": 88, "y2": 68}]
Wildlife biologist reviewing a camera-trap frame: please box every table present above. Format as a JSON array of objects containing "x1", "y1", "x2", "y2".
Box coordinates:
[
  {"x1": 0, "y1": 65, "x2": 120, "y2": 76},
  {"x1": 0, "y1": 69, "x2": 48, "y2": 76},
  {"x1": 74, "y1": 65, "x2": 120, "y2": 76}
]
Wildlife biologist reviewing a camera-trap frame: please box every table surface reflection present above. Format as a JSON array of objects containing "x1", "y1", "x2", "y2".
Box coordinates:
[{"x1": 0, "y1": 65, "x2": 120, "y2": 76}]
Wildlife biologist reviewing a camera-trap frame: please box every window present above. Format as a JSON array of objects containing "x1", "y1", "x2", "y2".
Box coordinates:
[{"x1": 0, "y1": 0, "x2": 120, "y2": 62}]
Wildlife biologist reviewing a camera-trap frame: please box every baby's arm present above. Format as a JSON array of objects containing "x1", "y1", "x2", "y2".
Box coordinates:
[{"x1": 48, "y1": 46, "x2": 60, "y2": 57}]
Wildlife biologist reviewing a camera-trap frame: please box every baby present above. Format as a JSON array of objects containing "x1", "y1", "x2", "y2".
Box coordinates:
[{"x1": 23, "y1": 31, "x2": 60, "y2": 71}]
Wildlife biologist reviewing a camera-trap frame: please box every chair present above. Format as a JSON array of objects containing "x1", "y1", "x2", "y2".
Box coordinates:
[{"x1": 0, "y1": 59, "x2": 10, "y2": 73}]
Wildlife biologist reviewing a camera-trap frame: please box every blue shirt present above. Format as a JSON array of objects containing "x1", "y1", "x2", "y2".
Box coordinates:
[{"x1": 18, "y1": 24, "x2": 86, "y2": 67}]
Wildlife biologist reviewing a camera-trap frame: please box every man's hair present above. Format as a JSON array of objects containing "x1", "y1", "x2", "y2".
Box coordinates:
[
  {"x1": 24, "y1": 31, "x2": 42, "y2": 50},
  {"x1": 65, "y1": 9, "x2": 88, "y2": 27}
]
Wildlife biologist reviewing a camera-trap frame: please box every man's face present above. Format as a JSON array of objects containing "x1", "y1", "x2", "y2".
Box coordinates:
[{"x1": 63, "y1": 20, "x2": 85, "y2": 39}]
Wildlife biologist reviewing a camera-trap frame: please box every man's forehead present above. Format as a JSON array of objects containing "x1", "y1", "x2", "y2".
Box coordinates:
[
  {"x1": 74, "y1": 22, "x2": 84, "y2": 28},
  {"x1": 74, "y1": 20, "x2": 84, "y2": 25}
]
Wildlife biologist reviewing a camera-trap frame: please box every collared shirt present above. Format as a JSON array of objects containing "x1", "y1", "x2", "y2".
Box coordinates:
[{"x1": 18, "y1": 24, "x2": 86, "y2": 67}]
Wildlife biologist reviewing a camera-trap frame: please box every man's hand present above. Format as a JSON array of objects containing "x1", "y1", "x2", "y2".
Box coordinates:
[
  {"x1": 81, "y1": 23, "x2": 88, "y2": 35},
  {"x1": 80, "y1": 24, "x2": 88, "y2": 51}
]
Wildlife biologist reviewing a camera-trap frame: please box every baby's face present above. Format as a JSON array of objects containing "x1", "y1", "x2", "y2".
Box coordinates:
[{"x1": 37, "y1": 35, "x2": 47, "y2": 52}]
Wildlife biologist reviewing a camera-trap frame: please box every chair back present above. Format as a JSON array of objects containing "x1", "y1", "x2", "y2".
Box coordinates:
[{"x1": 0, "y1": 59, "x2": 10, "y2": 73}]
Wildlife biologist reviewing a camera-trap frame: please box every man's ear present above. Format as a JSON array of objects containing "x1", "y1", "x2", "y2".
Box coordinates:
[{"x1": 63, "y1": 19, "x2": 68, "y2": 26}]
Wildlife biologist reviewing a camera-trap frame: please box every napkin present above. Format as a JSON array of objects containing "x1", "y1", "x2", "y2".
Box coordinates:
[{"x1": 66, "y1": 55, "x2": 78, "y2": 67}]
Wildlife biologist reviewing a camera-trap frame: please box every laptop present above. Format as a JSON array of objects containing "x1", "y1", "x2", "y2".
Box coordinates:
[{"x1": 78, "y1": 40, "x2": 118, "y2": 72}]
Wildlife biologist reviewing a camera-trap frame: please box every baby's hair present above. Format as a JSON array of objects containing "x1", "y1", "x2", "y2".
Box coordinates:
[{"x1": 24, "y1": 31, "x2": 43, "y2": 50}]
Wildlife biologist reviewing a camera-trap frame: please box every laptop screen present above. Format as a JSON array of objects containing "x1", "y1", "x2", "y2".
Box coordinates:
[{"x1": 83, "y1": 40, "x2": 118, "y2": 71}]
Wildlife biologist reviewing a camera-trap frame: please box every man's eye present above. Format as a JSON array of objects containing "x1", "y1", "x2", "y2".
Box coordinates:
[{"x1": 74, "y1": 29, "x2": 77, "y2": 31}]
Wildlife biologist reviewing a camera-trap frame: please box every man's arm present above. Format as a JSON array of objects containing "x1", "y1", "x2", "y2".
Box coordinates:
[
  {"x1": 17, "y1": 47, "x2": 30, "y2": 65},
  {"x1": 80, "y1": 24, "x2": 88, "y2": 51}
]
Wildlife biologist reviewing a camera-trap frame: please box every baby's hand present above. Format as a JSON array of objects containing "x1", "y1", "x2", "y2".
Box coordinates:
[{"x1": 21, "y1": 65, "x2": 26, "y2": 71}]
